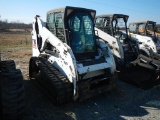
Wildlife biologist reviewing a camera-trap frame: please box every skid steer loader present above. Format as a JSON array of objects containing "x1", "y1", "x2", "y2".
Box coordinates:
[
  {"x1": 128, "y1": 21, "x2": 160, "y2": 57},
  {"x1": 0, "y1": 60, "x2": 25, "y2": 120},
  {"x1": 95, "y1": 14, "x2": 160, "y2": 89},
  {"x1": 29, "y1": 6, "x2": 116, "y2": 105}
]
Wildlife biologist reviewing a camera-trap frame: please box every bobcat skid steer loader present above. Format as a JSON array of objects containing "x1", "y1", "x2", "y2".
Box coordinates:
[
  {"x1": 29, "y1": 6, "x2": 116, "y2": 105},
  {"x1": 95, "y1": 14, "x2": 160, "y2": 89},
  {"x1": 129, "y1": 21, "x2": 160, "y2": 58}
]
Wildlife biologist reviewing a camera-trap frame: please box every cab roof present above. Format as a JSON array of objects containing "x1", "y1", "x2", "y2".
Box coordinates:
[
  {"x1": 129, "y1": 21, "x2": 156, "y2": 25},
  {"x1": 96, "y1": 14, "x2": 129, "y2": 18},
  {"x1": 47, "y1": 6, "x2": 96, "y2": 14},
  {"x1": 96, "y1": 14, "x2": 129, "y2": 22}
]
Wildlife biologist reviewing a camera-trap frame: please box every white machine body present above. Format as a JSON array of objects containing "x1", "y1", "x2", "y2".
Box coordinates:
[{"x1": 31, "y1": 16, "x2": 116, "y2": 97}]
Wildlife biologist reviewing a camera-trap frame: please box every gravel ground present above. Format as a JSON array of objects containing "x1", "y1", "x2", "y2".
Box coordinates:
[{"x1": 1, "y1": 49, "x2": 160, "y2": 120}]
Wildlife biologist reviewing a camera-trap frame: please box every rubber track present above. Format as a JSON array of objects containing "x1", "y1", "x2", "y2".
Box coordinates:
[
  {"x1": 30, "y1": 57, "x2": 73, "y2": 105},
  {"x1": 0, "y1": 60, "x2": 25, "y2": 120}
]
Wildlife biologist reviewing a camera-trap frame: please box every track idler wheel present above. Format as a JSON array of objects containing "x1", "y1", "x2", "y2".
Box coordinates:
[{"x1": 29, "y1": 57, "x2": 40, "y2": 79}]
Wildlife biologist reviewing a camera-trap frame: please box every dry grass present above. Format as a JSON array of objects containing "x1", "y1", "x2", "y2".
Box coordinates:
[
  {"x1": 11, "y1": 49, "x2": 32, "y2": 59},
  {"x1": 0, "y1": 31, "x2": 32, "y2": 62},
  {"x1": 0, "y1": 33, "x2": 31, "y2": 45},
  {"x1": 0, "y1": 31, "x2": 32, "y2": 52}
]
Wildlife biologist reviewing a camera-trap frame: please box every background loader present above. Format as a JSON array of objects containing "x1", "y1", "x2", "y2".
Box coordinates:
[
  {"x1": 128, "y1": 21, "x2": 160, "y2": 57},
  {"x1": 95, "y1": 14, "x2": 160, "y2": 89},
  {"x1": 29, "y1": 6, "x2": 116, "y2": 105}
]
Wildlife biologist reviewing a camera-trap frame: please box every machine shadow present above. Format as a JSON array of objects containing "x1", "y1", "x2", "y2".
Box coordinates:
[
  {"x1": 23, "y1": 77, "x2": 160, "y2": 120},
  {"x1": 23, "y1": 79, "x2": 74, "y2": 120}
]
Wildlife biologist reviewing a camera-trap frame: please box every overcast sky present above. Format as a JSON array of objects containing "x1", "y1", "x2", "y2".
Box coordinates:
[{"x1": 0, "y1": 0, "x2": 160, "y2": 24}]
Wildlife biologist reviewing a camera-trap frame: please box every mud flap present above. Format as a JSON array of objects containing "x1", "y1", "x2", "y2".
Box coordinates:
[{"x1": 119, "y1": 54, "x2": 160, "y2": 89}]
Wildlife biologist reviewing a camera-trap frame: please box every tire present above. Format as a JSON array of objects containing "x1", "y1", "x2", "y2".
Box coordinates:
[
  {"x1": 0, "y1": 71, "x2": 2, "y2": 120},
  {"x1": 1, "y1": 60, "x2": 16, "y2": 71},
  {"x1": 0, "y1": 60, "x2": 25, "y2": 120}
]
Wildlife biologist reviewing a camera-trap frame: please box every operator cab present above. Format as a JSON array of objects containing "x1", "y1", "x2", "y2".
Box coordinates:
[
  {"x1": 46, "y1": 6, "x2": 97, "y2": 60},
  {"x1": 95, "y1": 14, "x2": 139, "y2": 63},
  {"x1": 95, "y1": 14, "x2": 128, "y2": 41},
  {"x1": 129, "y1": 21, "x2": 157, "y2": 42}
]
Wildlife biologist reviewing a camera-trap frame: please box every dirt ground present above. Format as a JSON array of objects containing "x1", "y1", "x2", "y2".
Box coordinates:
[{"x1": 1, "y1": 32, "x2": 160, "y2": 120}]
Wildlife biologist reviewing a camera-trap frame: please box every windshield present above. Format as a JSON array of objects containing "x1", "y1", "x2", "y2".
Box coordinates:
[
  {"x1": 146, "y1": 24, "x2": 154, "y2": 31},
  {"x1": 137, "y1": 23, "x2": 145, "y2": 35},
  {"x1": 112, "y1": 17, "x2": 128, "y2": 42},
  {"x1": 137, "y1": 23, "x2": 155, "y2": 36},
  {"x1": 112, "y1": 18, "x2": 126, "y2": 36},
  {"x1": 129, "y1": 24, "x2": 137, "y2": 33},
  {"x1": 146, "y1": 23, "x2": 155, "y2": 36},
  {"x1": 68, "y1": 12, "x2": 96, "y2": 54}
]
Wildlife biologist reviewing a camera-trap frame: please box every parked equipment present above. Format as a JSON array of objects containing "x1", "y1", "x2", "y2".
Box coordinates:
[
  {"x1": 128, "y1": 21, "x2": 160, "y2": 57},
  {"x1": 95, "y1": 14, "x2": 160, "y2": 89},
  {"x1": 95, "y1": 14, "x2": 143, "y2": 69},
  {"x1": 0, "y1": 60, "x2": 25, "y2": 120},
  {"x1": 29, "y1": 6, "x2": 116, "y2": 104}
]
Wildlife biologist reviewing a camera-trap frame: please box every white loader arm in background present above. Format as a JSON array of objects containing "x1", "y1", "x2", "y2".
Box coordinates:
[
  {"x1": 95, "y1": 27, "x2": 124, "y2": 60},
  {"x1": 129, "y1": 33, "x2": 157, "y2": 53}
]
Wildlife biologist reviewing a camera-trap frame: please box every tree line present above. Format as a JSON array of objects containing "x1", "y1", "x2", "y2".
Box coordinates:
[{"x1": 0, "y1": 19, "x2": 32, "y2": 29}]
